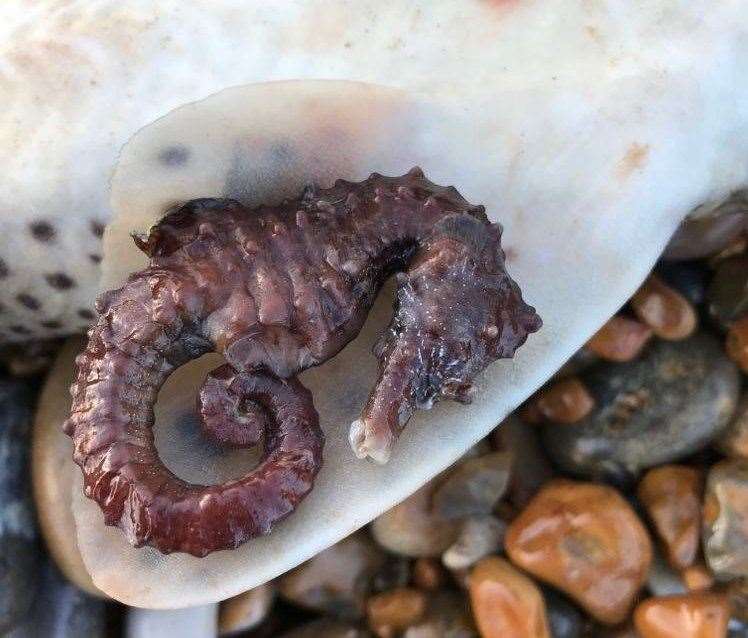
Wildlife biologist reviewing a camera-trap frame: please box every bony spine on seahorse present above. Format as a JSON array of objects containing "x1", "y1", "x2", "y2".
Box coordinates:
[{"x1": 63, "y1": 167, "x2": 541, "y2": 557}]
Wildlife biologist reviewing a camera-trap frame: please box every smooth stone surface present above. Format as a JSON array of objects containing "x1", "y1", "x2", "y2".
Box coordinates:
[
  {"x1": 646, "y1": 551, "x2": 687, "y2": 598},
  {"x1": 707, "y1": 255, "x2": 748, "y2": 330},
  {"x1": 432, "y1": 452, "x2": 511, "y2": 521},
  {"x1": 542, "y1": 587, "x2": 584, "y2": 638},
  {"x1": 727, "y1": 317, "x2": 748, "y2": 373},
  {"x1": 0, "y1": 376, "x2": 39, "y2": 634},
  {"x1": 505, "y1": 480, "x2": 652, "y2": 625},
  {"x1": 366, "y1": 587, "x2": 426, "y2": 638},
  {"x1": 279, "y1": 619, "x2": 370, "y2": 638},
  {"x1": 279, "y1": 532, "x2": 385, "y2": 619},
  {"x1": 681, "y1": 564, "x2": 714, "y2": 592},
  {"x1": 372, "y1": 480, "x2": 459, "y2": 558},
  {"x1": 442, "y1": 515, "x2": 506, "y2": 570},
  {"x1": 31, "y1": 337, "x2": 100, "y2": 596},
  {"x1": 633, "y1": 593, "x2": 731, "y2": 638},
  {"x1": 411, "y1": 558, "x2": 444, "y2": 591},
  {"x1": 703, "y1": 459, "x2": 748, "y2": 579},
  {"x1": 534, "y1": 378, "x2": 595, "y2": 424},
  {"x1": 7, "y1": 560, "x2": 106, "y2": 638},
  {"x1": 468, "y1": 556, "x2": 550, "y2": 638},
  {"x1": 630, "y1": 275, "x2": 698, "y2": 341},
  {"x1": 717, "y1": 395, "x2": 748, "y2": 459},
  {"x1": 586, "y1": 315, "x2": 653, "y2": 363},
  {"x1": 542, "y1": 334, "x2": 741, "y2": 480},
  {"x1": 404, "y1": 590, "x2": 476, "y2": 638},
  {"x1": 219, "y1": 583, "x2": 275, "y2": 636},
  {"x1": 638, "y1": 465, "x2": 702, "y2": 570},
  {"x1": 125, "y1": 605, "x2": 218, "y2": 638}
]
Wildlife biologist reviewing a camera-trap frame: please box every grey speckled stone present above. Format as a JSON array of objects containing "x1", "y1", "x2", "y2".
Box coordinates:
[
  {"x1": 542, "y1": 334, "x2": 740, "y2": 481},
  {"x1": 0, "y1": 377, "x2": 39, "y2": 634}
]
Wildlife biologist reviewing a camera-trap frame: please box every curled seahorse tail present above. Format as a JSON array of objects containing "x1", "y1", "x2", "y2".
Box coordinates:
[{"x1": 63, "y1": 271, "x2": 323, "y2": 556}]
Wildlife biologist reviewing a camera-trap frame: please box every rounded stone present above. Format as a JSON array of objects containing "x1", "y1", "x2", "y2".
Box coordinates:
[
  {"x1": 366, "y1": 587, "x2": 426, "y2": 638},
  {"x1": 727, "y1": 317, "x2": 748, "y2": 373},
  {"x1": 541, "y1": 334, "x2": 741, "y2": 481},
  {"x1": 442, "y1": 515, "x2": 505, "y2": 570},
  {"x1": 278, "y1": 532, "x2": 385, "y2": 618},
  {"x1": 633, "y1": 593, "x2": 731, "y2": 638},
  {"x1": 630, "y1": 275, "x2": 698, "y2": 341},
  {"x1": 586, "y1": 315, "x2": 653, "y2": 363},
  {"x1": 637, "y1": 465, "x2": 703, "y2": 570},
  {"x1": 505, "y1": 480, "x2": 652, "y2": 625},
  {"x1": 372, "y1": 481, "x2": 459, "y2": 558},
  {"x1": 703, "y1": 459, "x2": 748, "y2": 579},
  {"x1": 411, "y1": 559, "x2": 444, "y2": 591},
  {"x1": 468, "y1": 556, "x2": 550, "y2": 638},
  {"x1": 707, "y1": 254, "x2": 748, "y2": 330},
  {"x1": 716, "y1": 394, "x2": 748, "y2": 459},
  {"x1": 403, "y1": 590, "x2": 476, "y2": 638},
  {"x1": 534, "y1": 377, "x2": 595, "y2": 424},
  {"x1": 219, "y1": 583, "x2": 275, "y2": 636}
]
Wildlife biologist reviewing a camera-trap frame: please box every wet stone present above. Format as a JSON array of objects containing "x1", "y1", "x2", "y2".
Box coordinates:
[
  {"x1": 403, "y1": 590, "x2": 476, "y2": 638},
  {"x1": 727, "y1": 317, "x2": 748, "y2": 373},
  {"x1": 707, "y1": 254, "x2": 748, "y2": 330},
  {"x1": 468, "y1": 556, "x2": 550, "y2": 638},
  {"x1": 681, "y1": 564, "x2": 714, "y2": 592},
  {"x1": 717, "y1": 394, "x2": 748, "y2": 459},
  {"x1": 542, "y1": 334, "x2": 740, "y2": 481},
  {"x1": 631, "y1": 275, "x2": 698, "y2": 341},
  {"x1": 534, "y1": 377, "x2": 595, "y2": 424},
  {"x1": 219, "y1": 583, "x2": 275, "y2": 636},
  {"x1": 431, "y1": 451, "x2": 511, "y2": 520},
  {"x1": 372, "y1": 480, "x2": 459, "y2": 557},
  {"x1": 637, "y1": 465, "x2": 703, "y2": 570},
  {"x1": 0, "y1": 378, "x2": 39, "y2": 634},
  {"x1": 633, "y1": 593, "x2": 731, "y2": 638},
  {"x1": 586, "y1": 315, "x2": 653, "y2": 363},
  {"x1": 278, "y1": 532, "x2": 385, "y2": 618},
  {"x1": 542, "y1": 587, "x2": 584, "y2": 638},
  {"x1": 442, "y1": 515, "x2": 506, "y2": 570},
  {"x1": 505, "y1": 480, "x2": 652, "y2": 625},
  {"x1": 703, "y1": 459, "x2": 748, "y2": 579},
  {"x1": 366, "y1": 587, "x2": 426, "y2": 638}
]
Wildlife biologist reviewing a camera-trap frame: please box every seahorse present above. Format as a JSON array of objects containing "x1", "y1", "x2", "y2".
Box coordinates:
[{"x1": 63, "y1": 168, "x2": 541, "y2": 557}]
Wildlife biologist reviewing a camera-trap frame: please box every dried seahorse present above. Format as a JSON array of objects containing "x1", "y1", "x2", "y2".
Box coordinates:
[{"x1": 64, "y1": 168, "x2": 541, "y2": 557}]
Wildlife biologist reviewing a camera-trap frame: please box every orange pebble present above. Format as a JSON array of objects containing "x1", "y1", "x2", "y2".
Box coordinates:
[
  {"x1": 469, "y1": 556, "x2": 550, "y2": 638},
  {"x1": 587, "y1": 315, "x2": 653, "y2": 362},
  {"x1": 726, "y1": 316, "x2": 748, "y2": 373},
  {"x1": 633, "y1": 593, "x2": 730, "y2": 638},
  {"x1": 535, "y1": 378, "x2": 594, "y2": 424},
  {"x1": 505, "y1": 480, "x2": 652, "y2": 625},
  {"x1": 681, "y1": 564, "x2": 714, "y2": 592},
  {"x1": 366, "y1": 588, "x2": 426, "y2": 638},
  {"x1": 412, "y1": 558, "x2": 443, "y2": 591},
  {"x1": 631, "y1": 275, "x2": 698, "y2": 340}
]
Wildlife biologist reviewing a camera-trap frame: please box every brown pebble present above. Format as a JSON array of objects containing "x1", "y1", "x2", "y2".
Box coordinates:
[
  {"x1": 468, "y1": 556, "x2": 550, "y2": 638},
  {"x1": 633, "y1": 593, "x2": 730, "y2": 638},
  {"x1": 219, "y1": 583, "x2": 275, "y2": 636},
  {"x1": 534, "y1": 377, "x2": 595, "y2": 424},
  {"x1": 681, "y1": 564, "x2": 714, "y2": 592},
  {"x1": 505, "y1": 480, "x2": 652, "y2": 625},
  {"x1": 587, "y1": 315, "x2": 653, "y2": 362},
  {"x1": 637, "y1": 465, "x2": 702, "y2": 570},
  {"x1": 717, "y1": 395, "x2": 748, "y2": 459},
  {"x1": 630, "y1": 275, "x2": 698, "y2": 341},
  {"x1": 726, "y1": 316, "x2": 748, "y2": 373},
  {"x1": 412, "y1": 559, "x2": 443, "y2": 591},
  {"x1": 367, "y1": 588, "x2": 426, "y2": 638}
]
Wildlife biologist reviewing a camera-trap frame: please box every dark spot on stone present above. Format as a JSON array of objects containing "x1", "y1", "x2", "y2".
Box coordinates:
[
  {"x1": 16, "y1": 294, "x2": 40, "y2": 311},
  {"x1": 89, "y1": 254, "x2": 102, "y2": 264},
  {"x1": 158, "y1": 145, "x2": 190, "y2": 167},
  {"x1": 40, "y1": 320, "x2": 62, "y2": 330},
  {"x1": 9, "y1": 325, "x2": 31, "y2": 335},
  {"x1": 89, "y1": 220, "x2": 105, "y2": 239},
  {"x1": 0, "y1": 258, "x2": 9, "y2": 279},
  {"x1": 44, "y1": 272, "x2": 76, "y2": 290},
  {"x1": 77, "y1": 308, "x2": 95, "y2": 320},
  {"x1": 29, "y1": 221, "x2": 55, "y2": 242}
]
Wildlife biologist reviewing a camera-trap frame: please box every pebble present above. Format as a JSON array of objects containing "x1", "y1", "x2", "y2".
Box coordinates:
[
  {"x1": 7, "y1": 560, "x2": 106, "y2": 638},
  {"x1": 366, "y1": 588, "x2": 426, "y2": 638},
  {"x1": 468, "y1": 556, "x2": 551, "y2": 638},
  {"x1": 278, "y1": 619, "x2": 368, "y2": 638},
  {"x1": 637, "y1": 465, "x2": 702, "y2": 569},
  {"x1": 505, "y1": 480, "x2": 652, "y2": 625},
  {"x1": 278, "y1": 532, "x2": 385, "y2": 618},
  {"x1": 703, "y1": 459, "x2": 748, "y2": 579},
  {"x1": 442, "y1": 515, "x2": 506, "y2": 570},
  {"x1": 403, "y1": 590, "x2": 476, "y2": 638},
  {"x1": 631, "y1": 275, "x2": 698, "y2": 340},
  {"x1": 432, "y1": 452, "x2": 511, "y2": 520},
  {"x1": 707, "y1": 254, "x2": 748, "y2": 329},
  {"x1": 655, "y1": 261, "x2": 710, "y2": 306},
  {"x1": 727, "y1": 317, "x2": 748, "y2": 372},
  {"x1": 493, "y1": 415, "x2": 555, "y2": 508},
  {"x1": 534, "y1": 377, "x2": 595, "y2": 424},
  {"x1": 646, "y1": 551, "x2": 687, "y2": 597},
  {"x1": 219, "y1": 583, "x2": 275, "y2": 636},
  {"x1": 633, "y1": 593, "x2": 731, "y2": 638},
  {"x1": 412, "y1": 559, "x2": 444, "y2": 591},
  {"x1": 586, "y1": 315, "x2": 653, "y2": 362},
  {"x1": 727, "y1": 578, "x2": 748, "y2": 623},
  {"x1": 717, "y1": 395, "x2": 748, "y2": 458},
  {"x1": 542, "y1": 335, "x2": 740, "y2": 480},
  {"x1": 681, "y1": 564, "x2": 714, "y2": 592},
  {"x1": 370, "y1": 557, "x2": 411, "y2": 594},
  {"x1": 0, "y1": 377, "x2": 40, "y2": 634},
  {"x1": 372, "y1": 481, "x2": 459, "y2": 557},
  {"x1": 542, "y1": 587, "x2": 584, "y2": 638}
]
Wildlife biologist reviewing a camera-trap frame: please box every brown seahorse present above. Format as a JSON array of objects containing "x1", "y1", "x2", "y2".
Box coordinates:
[{"x1": 63, "y1": 168, "x2": 541, "y2": 557}]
